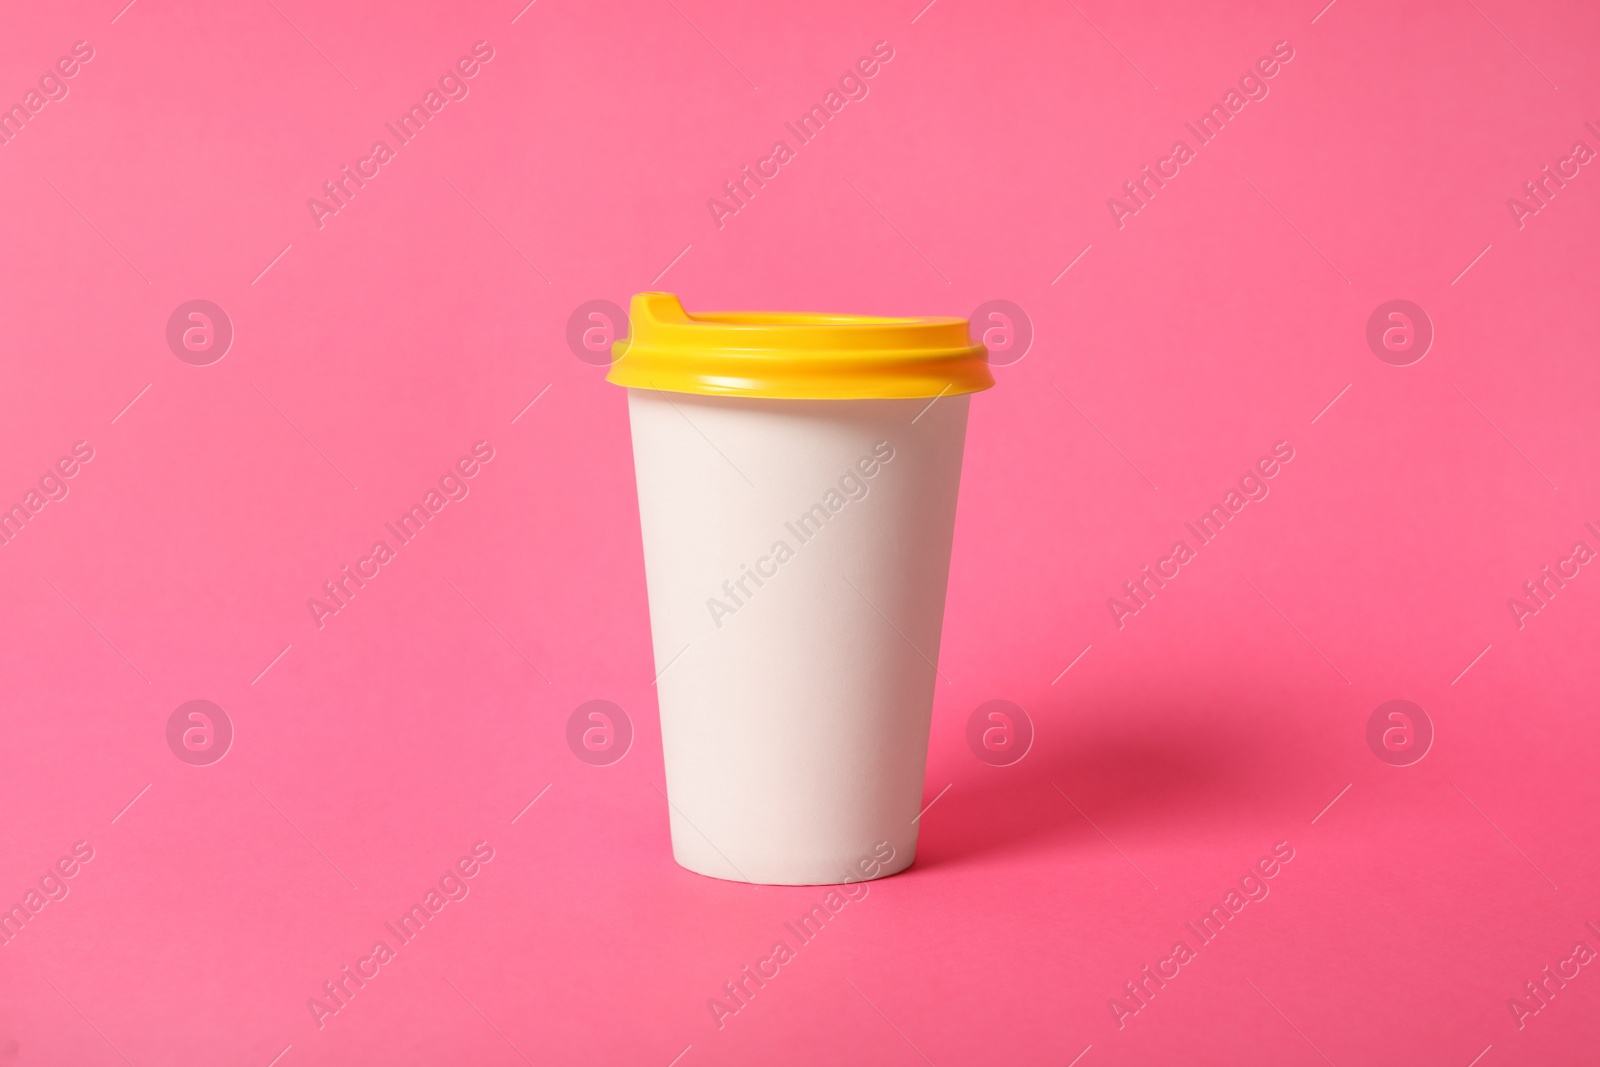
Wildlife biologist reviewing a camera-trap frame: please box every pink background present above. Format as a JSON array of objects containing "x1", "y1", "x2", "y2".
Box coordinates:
[{"x1": 2, "y1": 0, "x2": 1599, "y2": 1063}]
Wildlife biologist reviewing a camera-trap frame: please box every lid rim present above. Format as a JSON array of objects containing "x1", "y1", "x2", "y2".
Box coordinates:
[{"x1": 605, "y1": 292, "x2": 995, "y2": 400}]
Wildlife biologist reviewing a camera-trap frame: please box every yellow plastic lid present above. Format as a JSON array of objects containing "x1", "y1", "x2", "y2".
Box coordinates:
[{"x1": 605, "y1": 292, "x2": 995, "y2": 399}]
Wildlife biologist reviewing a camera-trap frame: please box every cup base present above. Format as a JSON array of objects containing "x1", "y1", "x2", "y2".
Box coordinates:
[{"x1": 670, "y1": 843, "x2": 917, "y2": 887}]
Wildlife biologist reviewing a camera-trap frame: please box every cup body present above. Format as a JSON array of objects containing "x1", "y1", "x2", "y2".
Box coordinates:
[{"x1": 626, "y1": 389, "x2": 971, "y2": 884}]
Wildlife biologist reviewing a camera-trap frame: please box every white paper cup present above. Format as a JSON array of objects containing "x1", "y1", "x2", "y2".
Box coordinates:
[{"x1": 610, "y1": 294, "x2": 992, "y2": 885}]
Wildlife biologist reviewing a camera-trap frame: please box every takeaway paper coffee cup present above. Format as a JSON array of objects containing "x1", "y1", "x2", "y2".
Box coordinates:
[{"x1": 608, "y1": 293, "x2": 993, "y2": 885}]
